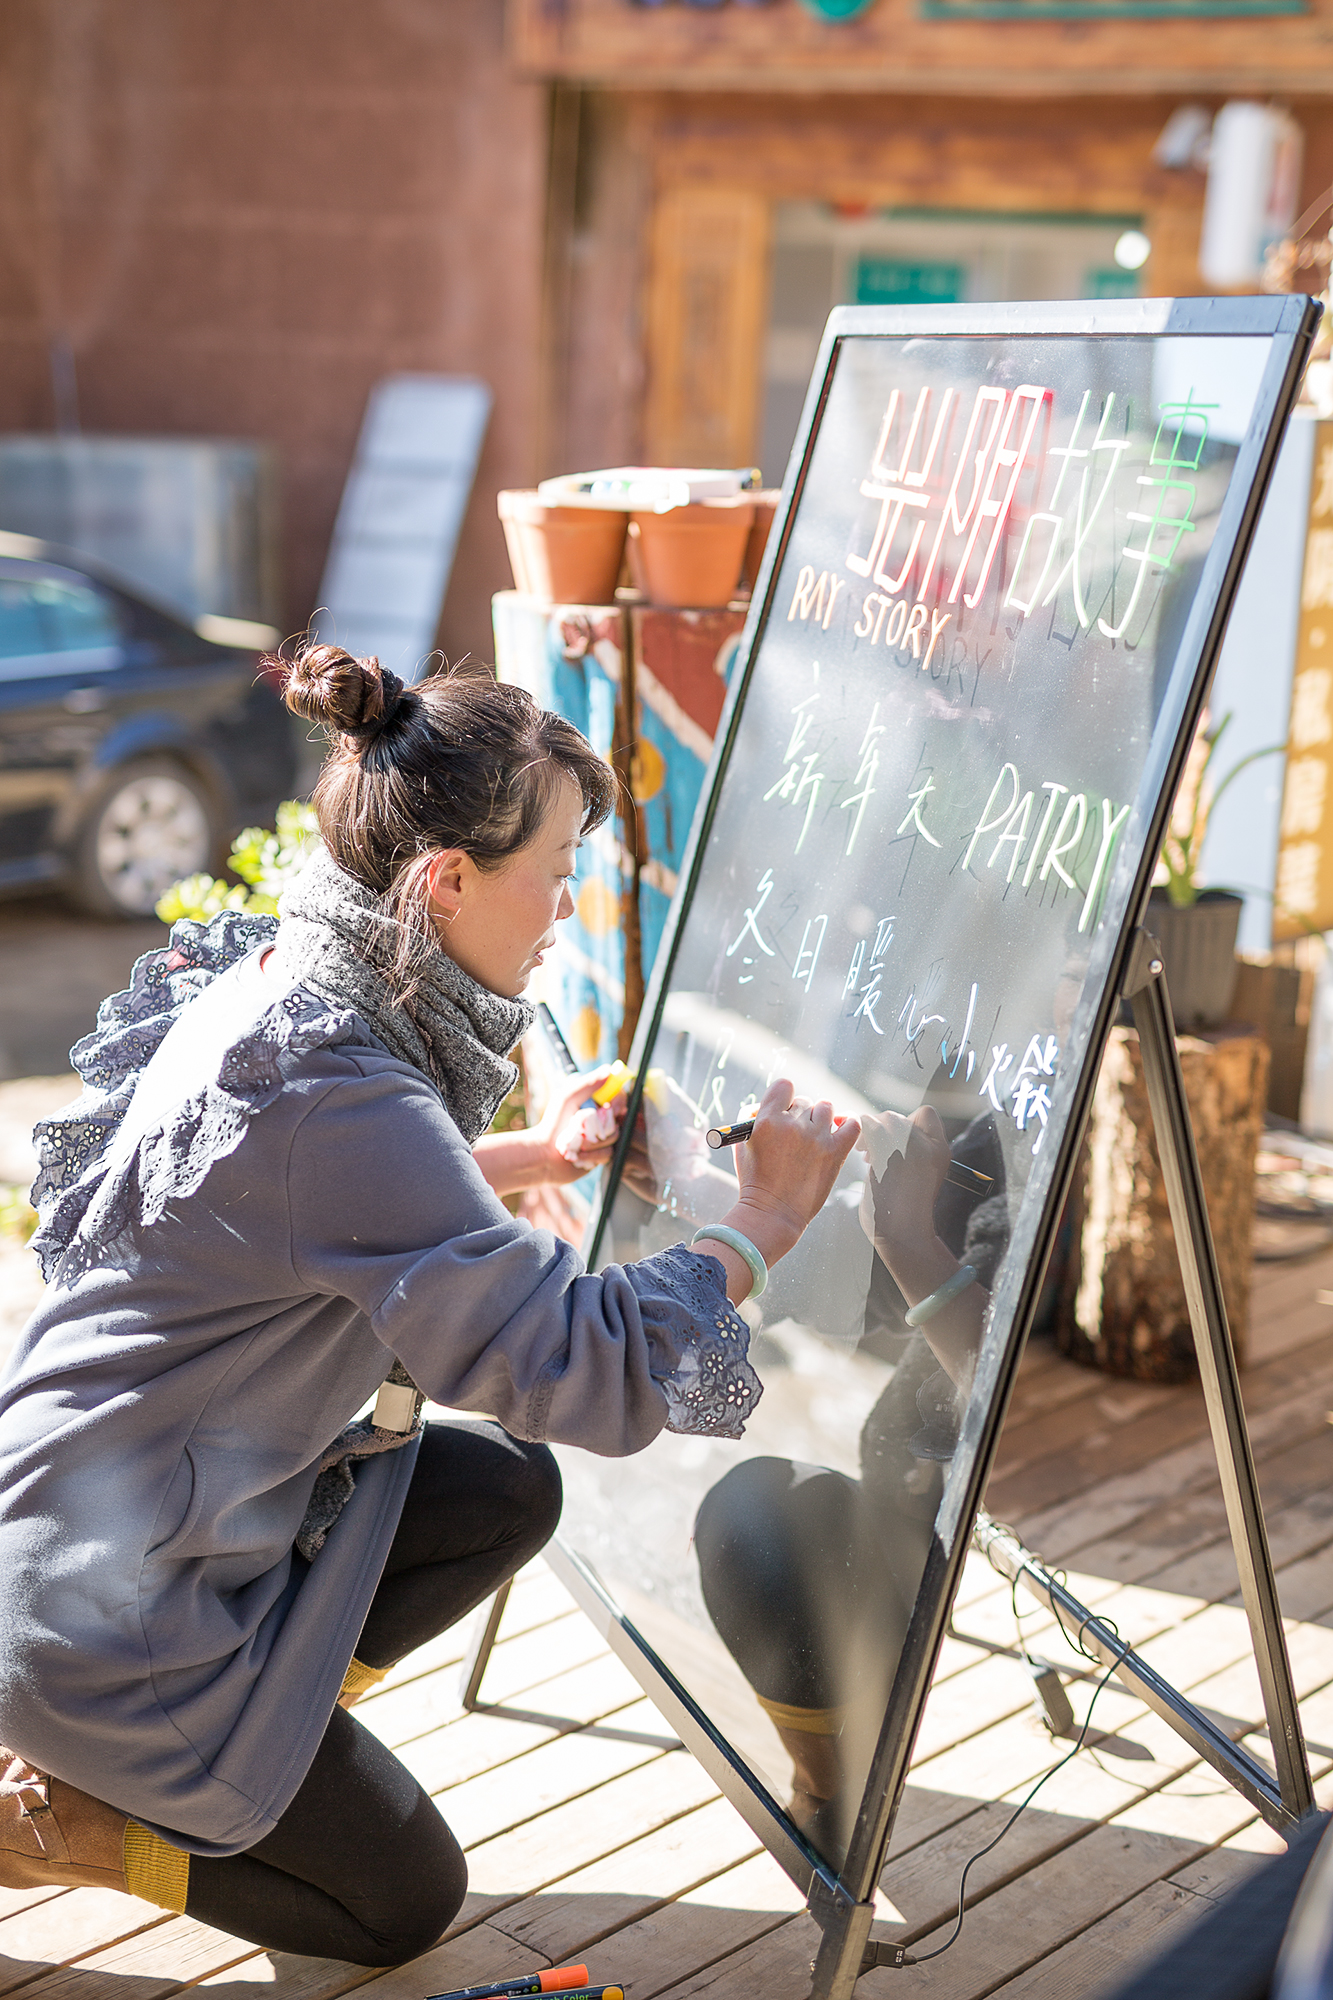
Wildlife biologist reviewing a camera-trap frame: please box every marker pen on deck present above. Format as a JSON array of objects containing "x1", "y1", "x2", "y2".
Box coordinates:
[
  {"x1": 425, "y1": 1979, "x2": 619, "y2": 2000},
  {"x1": 423, "y1": 1970, "x2": 589, "y2": 2000}
]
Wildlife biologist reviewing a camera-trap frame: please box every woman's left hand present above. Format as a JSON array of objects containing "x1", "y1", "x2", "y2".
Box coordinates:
[{"x1": 535, "y1": 1067, "x2": 629, "y2": 1183}]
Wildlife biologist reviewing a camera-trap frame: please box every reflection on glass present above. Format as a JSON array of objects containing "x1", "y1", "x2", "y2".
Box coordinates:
[{"x1": 560, "y1": 331, "x2": 1269, "y2": 1874}]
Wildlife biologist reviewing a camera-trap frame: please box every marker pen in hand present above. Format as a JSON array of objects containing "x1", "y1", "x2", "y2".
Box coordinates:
[
  {"x1": 537, "y1": 1002, "x2": 579, "y2": 1077},
  {"x1": 538, "y1": 1004, "x2": 633, "y2": 1105},
  {"x1": 705, "y1": 1118, "x2": 993, "y2": 1195},
  {"x1": 705, "y1": 1115, "x2": 847, "y2": 1149}
]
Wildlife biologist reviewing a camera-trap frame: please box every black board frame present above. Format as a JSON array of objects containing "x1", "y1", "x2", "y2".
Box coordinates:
[{"x1": 523, "y1": 296, "x2": 1322, "y2": 1994}]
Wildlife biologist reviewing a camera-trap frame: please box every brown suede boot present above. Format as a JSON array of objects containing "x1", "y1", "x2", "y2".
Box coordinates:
[{"x1": 0, "y1": 1749, "x2": 129, "y2": 1894}]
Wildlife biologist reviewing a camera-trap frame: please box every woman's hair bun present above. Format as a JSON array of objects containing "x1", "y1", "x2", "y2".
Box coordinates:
[{"x1": 278, "y1": 642, "x2": 406, "y2": 743}]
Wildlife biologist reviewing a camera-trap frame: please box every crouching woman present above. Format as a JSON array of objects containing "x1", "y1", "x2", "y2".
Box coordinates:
[{"x1": 0, "y1": 646, "x2": 857, "y2": 1968}]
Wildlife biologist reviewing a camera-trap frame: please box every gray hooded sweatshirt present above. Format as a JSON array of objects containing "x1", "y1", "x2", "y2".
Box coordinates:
[{"x1": 0, "y1": 919, "x2": 757, "y2": 1858}]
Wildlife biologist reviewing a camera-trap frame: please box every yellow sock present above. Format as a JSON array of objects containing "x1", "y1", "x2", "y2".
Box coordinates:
[
  {"x1": 124, "y1": 1821, "x2": 190, "y2": 1912},
  {"x1": 338, "y1": 1656, "x2": 389, "y2": 1706},
  {"x1": 755, "y1": 1694, "x2": 848, "y2": 1736}
]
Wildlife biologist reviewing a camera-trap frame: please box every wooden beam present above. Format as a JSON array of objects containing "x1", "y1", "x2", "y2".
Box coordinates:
[
  {"x1": 508, "y1": 0, "x2": 1333, "y2": 98},
  {"x1": 644, "y1": 184, "x2": 771, "y2": 469}
]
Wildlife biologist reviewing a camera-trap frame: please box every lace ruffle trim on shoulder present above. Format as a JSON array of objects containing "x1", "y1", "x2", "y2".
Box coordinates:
[
  {"x1": 29, "y1": 908, "x2": 367, "y2": 1286},
  {"x1": 624, "y1": 1243, "x2": 763, "y2": 1441}
]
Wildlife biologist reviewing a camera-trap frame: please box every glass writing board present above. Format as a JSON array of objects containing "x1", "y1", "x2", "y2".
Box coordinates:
[{"x1": 556, "y1": 300, "x2": 1315, "y2": 1893}]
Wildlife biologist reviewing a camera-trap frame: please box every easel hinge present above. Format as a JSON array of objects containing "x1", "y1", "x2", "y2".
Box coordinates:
[
  {"x1": 1120, "y1": 926, "x2": 1165, "y2": 1000},
  {"x1": 807, "y1": 1873, "x2": 858, "y2": 1929},
  {"x1": 807, "y1": 1877, "x2": 911, "y2": 1975}
]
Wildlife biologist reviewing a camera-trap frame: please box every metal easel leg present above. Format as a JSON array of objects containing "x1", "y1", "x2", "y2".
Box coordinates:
[
  {"x1": 458, "y1": 1578, "x2": 512, "y2": 1712},
  {"x1": 973, "y1": 1512, "x2": 1298, "y2": 1830},
  {"x1": 1125, "y1": 929, "x2": 1313, "y2": 1820},
  {"x1": 805, "y1": 928, "x2": 1313, "y2": 2000}
]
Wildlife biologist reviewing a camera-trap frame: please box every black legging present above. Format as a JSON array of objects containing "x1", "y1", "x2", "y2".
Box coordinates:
[
  {"x1": 182, "y1": 1420, "x2": 562, "y2": 1965},
  {"x1": 695, "y1": 1457, "x2": 890, "y2": 1713},
  {"x1": 693, "y1": 1334, "x2": 946, "y2": 1718}
]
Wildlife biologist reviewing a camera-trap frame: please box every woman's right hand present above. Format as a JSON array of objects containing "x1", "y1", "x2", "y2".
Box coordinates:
[{"x1": 709, "y1": 1079, "x2": 861, "y2": 1294}]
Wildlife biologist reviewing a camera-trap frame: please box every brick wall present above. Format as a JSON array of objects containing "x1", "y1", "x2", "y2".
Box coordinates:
[{"x1": 0, "y1": 0, "x2": 548, "y2": 664}]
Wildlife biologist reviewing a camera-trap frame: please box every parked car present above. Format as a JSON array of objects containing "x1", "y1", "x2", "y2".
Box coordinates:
[{"x1": 0, "y1": 531, "x2": 295, "y2": 918}]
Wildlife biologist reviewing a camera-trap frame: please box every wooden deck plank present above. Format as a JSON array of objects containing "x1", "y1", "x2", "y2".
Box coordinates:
[
  {"x1": 990, "y1": 1366, "x2": 1105, "y2": 1443},
  {"x1": 7, "y1": 1259, "x2": 1333, "y2": 2000},
  {"x1": 993, "y1": 1334, "x2": 1333, "y2": 1535},
  {"x1": 954, "y1": 1551, "x2": 1020, "y2": 1612},
  {"x1": 485, "y1": 1795, "x2": 762, "y2": 1961},
  {"x1": 989, "y1": 1378, "x2": 1182, "y2": 1502},
  {"x1": 879, "y1": 1798, "x2": 1104, "y2": 1946},
  {"x1": 317, "y1": 1923, "x2": 541, "y2": 2000},
  {"x1": 647, "y1": 1908, "x2": 821, "y2": 2000},
  {"x1": 1262, "y1": 1537, "x2": 1333, "y2": 1622},
  {"x1": 983, "y1": 1877, "x2": 1210, "y2": 2000},
  {"x1": 864, "y1": 1825, "x2": 1207, "y2": 2000},
  {"x1": 0, "y1": 1897, "x2": 170, "y2": 1998},
  {"x1": 1001, "y1": 1394, "x2": 1333, "y2": 1586},
  {"x1": 897, "y1": 1588, "x2": 1330, "y2": 1896},
  {"x1": 1246, "y1": 1235, "x2": 1333, "y2": 1311},
  {"x1": 436, "y1": 1700, "x2": 678, "y2": 1850},
  {"x1": 393, "y1": 1658, "x2": 652, "y2": 1798},
  {"x1": 1168, "y1": 1845, "x2": 1269, "y2": 1902},
  {"x1": 617, "y1": 1849, "x2": 808, "y2": 2000},
  {"x1": 909, "y1": 1664, "x2": 1038, "y2": 1768},
  {"x1": 1146, "y1": 1491, "x2": 1333, "y2": 1605},
  {"x1": 12, "y1": 1913, "x2": 254, "y2": 2000},
  {"x1": 0, "y1": 1896, "x2": 68, "y2": 1934},
  {"x1": 495, "y1": 1848, "x2": 809, "y2": 2000},
  {"x1": 881, "y1": 1685, "x2": 1264, "y2": 1953},
  {"x1": 192, "y1": 1953, "x2": 376, "y2": 2000},
  {"x1": 463, "y1": 1753, "x2": 721, "y2": 1899},
  {"x1": 363, "y1": 1613, "x2": 604, "y2": 1751}
]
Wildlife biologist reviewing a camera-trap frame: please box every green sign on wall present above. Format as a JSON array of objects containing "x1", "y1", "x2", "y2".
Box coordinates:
[{"x1": 854, "y1": 259, "x2": 964, "y2": 306}]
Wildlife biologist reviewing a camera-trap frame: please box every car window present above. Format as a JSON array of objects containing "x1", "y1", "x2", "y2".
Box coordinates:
[{"x1": 0, "y1": 574, "x2": 122, "y2": 680}]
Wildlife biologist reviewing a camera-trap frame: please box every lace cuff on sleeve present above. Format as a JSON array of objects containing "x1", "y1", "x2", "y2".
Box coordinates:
[{"x1": 622, "y1": 1243, "x2": 762, "y2": 1441}]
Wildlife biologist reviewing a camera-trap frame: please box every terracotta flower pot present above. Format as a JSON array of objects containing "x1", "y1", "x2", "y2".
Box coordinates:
[
  {"x1": 740, "y1": 490, "x2": 783, "y2": 594},
  {"x1": 497, "y1": 491, "x2": 627, "y2": 606},
  {"x1": 628, "y1": 497, "x2": 754, "y2": 609}
]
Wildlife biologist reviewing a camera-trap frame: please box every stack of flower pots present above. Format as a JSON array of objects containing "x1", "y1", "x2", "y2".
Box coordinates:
[{"x1": 498, "y1": 470, "x2": 780, "y2": 610}]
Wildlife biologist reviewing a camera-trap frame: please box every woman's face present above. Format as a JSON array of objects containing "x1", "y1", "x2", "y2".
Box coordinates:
[{"x1": 428, "y1": 775, "x2": 583, "y2": 997}]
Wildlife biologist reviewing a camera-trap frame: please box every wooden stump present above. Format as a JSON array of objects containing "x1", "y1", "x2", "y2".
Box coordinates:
[{"x1": 1056, "y1": 1026, "x2": 1269, "y2": 1381}]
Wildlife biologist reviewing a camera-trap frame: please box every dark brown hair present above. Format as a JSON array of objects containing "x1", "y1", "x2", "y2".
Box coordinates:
[{"x1": 275, "y1": 641, "x2": 616, "y2": 994}]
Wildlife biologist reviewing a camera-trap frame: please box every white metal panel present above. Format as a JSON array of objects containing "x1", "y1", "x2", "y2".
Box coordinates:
[
  {"x1": 0, "y1": 436, "x2": 278, "y2": 624},
  {"x1": 1199, "y1": 411, "x2": 1316, "y2": 953},
  {"x1": 312, "y1": 374, "x2": 491, "y2": 683}
]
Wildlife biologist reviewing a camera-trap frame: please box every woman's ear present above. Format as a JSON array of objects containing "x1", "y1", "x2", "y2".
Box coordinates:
[{"x1": 424, "y1": 849, "x2": 469, "y2": 924}]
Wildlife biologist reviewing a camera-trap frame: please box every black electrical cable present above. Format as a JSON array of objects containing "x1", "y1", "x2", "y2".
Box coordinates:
[
  {"x1": 891, "y1": 1541, "x2": 1125, "y2": 1969},
  {"x1": 899, "y1": 1649, "x2": 1121, "y2": 1967}
]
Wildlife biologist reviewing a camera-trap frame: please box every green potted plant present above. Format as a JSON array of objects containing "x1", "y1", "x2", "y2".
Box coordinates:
[
  {"x1": 155, "y1": 799, "x2": 319, "y2": 923},
  {"x1": 1148, "y1": 711, "x2": 1284, "y2": 1028}
]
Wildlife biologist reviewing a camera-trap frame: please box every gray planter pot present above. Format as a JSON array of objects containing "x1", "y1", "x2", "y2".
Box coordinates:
[{"x1": 1145, "y1": 888, "x2": 1244, "y2": 1029}]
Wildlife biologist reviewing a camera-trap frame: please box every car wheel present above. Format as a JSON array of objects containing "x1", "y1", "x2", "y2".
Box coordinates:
[{"x1": 71, "y1": 758, "x2": 219, "y2": 918}]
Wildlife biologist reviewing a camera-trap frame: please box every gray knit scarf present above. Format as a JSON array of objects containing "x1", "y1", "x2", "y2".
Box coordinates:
[
  {"x1": 270, "y1": 846, "x2": 534, "y2": 1144},
  {"x1": 270, "y1": 846, "x2": 535, "y2": 1558}
]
